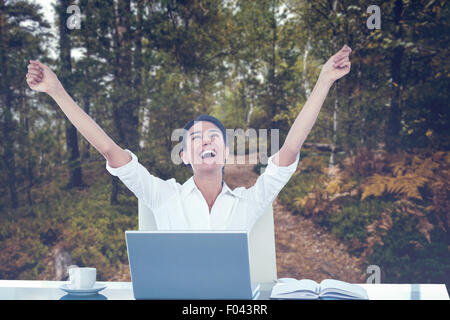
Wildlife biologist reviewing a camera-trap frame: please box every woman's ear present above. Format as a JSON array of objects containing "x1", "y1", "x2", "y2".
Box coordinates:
[{"x1": 180, "y1": 150, "x2": 189, "y2": 165}]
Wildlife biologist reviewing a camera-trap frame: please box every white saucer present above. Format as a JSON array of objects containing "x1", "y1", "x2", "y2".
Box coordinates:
[{"x1": 60, "y1": 283, "x2": 107, "y2": 296}]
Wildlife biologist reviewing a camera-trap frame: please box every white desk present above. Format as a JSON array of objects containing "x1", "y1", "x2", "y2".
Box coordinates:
[
  {"x1": 358, "y1": 283, "x2": 448, "y2": 300},
  {"x1": 0, "y1": 280, "x2": 448, "y2": 300}
]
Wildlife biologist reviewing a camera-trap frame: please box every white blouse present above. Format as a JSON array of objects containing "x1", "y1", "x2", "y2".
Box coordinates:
[{"x1": 106, "y1": 149, "x2": 299, "y2": 231}]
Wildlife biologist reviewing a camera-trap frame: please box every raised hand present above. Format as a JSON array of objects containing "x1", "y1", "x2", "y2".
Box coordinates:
[
  {"x1": 24, "y1": 59, "x2": 129, "y2": 166},
  {"x1": 319, "y1": 45, "x2": 352, "y2": 83},
  {"x1": 26, "y1": 60, "x2": 62, "y2": 95}
]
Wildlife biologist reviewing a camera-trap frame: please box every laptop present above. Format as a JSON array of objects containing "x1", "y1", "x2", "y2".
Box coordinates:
[{"x1": 125, "y1": 230, "x2": 260, "y2": 300}]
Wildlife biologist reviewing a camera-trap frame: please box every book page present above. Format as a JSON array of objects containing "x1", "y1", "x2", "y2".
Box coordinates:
[
  {"x1": 319, "y1": 279, "x2": 368, "y2": 299},
  {"x1": 272, "y1": 279, "x2": 318, "y2": 296},
  {"x1": 297, "y1": 279, "x2": 319, "y2": 294}
]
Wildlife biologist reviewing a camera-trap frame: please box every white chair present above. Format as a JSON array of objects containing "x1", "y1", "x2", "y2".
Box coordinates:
[{"x1": 138, "y1": 200, "x2": 278, "y2": 284}]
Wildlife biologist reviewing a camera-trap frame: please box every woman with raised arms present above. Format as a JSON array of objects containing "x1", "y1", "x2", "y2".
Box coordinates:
[{"x1": 26, "y1": 45, "x2": 351, "y2": 231}]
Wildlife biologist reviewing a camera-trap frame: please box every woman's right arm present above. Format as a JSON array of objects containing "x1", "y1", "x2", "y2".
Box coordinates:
[{"x1": 26, "y1": 60, "x2": 130, "y2": 168}]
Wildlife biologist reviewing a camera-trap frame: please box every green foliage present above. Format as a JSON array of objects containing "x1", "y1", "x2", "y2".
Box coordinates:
[
  {"x1": 321, "y1": 198, "x2": 392, "y2": 256},
  {"x1": 0, "y1": 216, "x2": 50, "y2": 279},
  {"x1": 277, "y1": 149, "x2": 329, "y2": 213},
  {"x1": 0, "y1": 0, "x2": 448, "y2": 285},
  {"x1": 370, "y1": 221, "x2": 450, "y2": 286},
  {"x1": 0, "y1": 162, "x2": 137, "y2": 280},
  {"x1": 211, "y1": 86, "x2": 249, "y2": 129}
]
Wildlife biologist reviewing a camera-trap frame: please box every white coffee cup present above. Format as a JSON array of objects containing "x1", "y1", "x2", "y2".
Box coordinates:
[{"x1": 68, "y1": 267, "x2": 96, "y2": 290}]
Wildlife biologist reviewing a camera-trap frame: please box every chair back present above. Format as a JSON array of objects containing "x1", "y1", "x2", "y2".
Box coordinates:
[{"x1": 138, "y1": 200, "x2": 277, "y2": 283}]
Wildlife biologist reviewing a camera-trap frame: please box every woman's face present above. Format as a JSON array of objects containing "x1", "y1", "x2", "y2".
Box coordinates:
[{"x1": 181, "y1": 121, "x2": 229, "y2": 175}]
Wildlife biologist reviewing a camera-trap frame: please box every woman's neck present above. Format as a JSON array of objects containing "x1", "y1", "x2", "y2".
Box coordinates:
[{"x1": 193, "y1": 171, "x2": 223, "y2": 212}]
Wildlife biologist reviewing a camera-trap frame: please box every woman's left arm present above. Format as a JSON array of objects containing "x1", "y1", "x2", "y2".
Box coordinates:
[{"x1": 273, "y1": 45, "x2": 352, "y2": 166}]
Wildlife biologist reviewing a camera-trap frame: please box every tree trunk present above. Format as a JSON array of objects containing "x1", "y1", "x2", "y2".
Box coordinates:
[
  {"x1": 19, "y1": 85, "x2": 34, "y2": 209},
  {"x1": 329, "y1": 84, "x2": 338, "y2": 169},
  {"x1": 25, "y1": 115, "x2": 34, "y2": 208},
  {"x1": 110, "y1": 0, "x2": 139, "y2": 205},
  {"x1": 352, "y1": 66, "x2": 365, "y2": 145},
  {"x1": 328, "y1": 0, "x2": 339, "y2": 171},
  {"x1": 303, "y1": 37, "x2": 311, "y2": 97},
  {"x1": 58, "y1": 0, "x2": 85, "y2": 189},
  {"x1": 133, "y1": 0, "x2": 144, "y2": 152},
  {"x1": 0, "y1": 0, "x2": 18, "y2": 208},
  {"x1": 246, "y1": 103, "x2": 253, "y2": 127},
  {"x1": 82, "y1": 12, "x2": 92, "y2": 161},
  {"x1": 0, "y1": 95, "x2": 18, "y2": 208},
  {"x1": 268, "y1": 0, "x2": 278, "y2": 129},
  {"x1": 385, "y1": 0, "x2": 404, "y2": 153}
]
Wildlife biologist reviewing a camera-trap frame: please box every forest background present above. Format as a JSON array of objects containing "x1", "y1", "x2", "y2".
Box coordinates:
[{"x1": 0, "y1": 0, "x2": 448, "y2": 286}]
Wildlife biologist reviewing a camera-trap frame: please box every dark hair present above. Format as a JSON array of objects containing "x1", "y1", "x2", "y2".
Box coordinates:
[{"x1": 180, "y1": 114, "x2": 227, "y2": 174}]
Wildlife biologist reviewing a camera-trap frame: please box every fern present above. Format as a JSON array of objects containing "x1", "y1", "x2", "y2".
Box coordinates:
[
  {"x1": 361, "y1": 151, "x2": 447, "y2": 201},
  {"x1": 361, "y1": 174, "x2": 387, "y2": 200}
]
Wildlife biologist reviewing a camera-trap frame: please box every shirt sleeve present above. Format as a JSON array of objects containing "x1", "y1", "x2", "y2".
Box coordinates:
[
  {"x1": 105, "y1": 149, "x2": 176, "y2": 210},
  {"x1": 244, "y1": 152, "x2": 300, "y2": 229}
]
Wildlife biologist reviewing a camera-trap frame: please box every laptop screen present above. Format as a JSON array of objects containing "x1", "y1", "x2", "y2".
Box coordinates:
[{"x1": 125, "y1": 231, "x2": 258, "y2": 299}]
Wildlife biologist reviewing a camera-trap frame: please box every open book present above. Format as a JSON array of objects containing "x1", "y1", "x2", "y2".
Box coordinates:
[{"x1": 270, "y1": 279, "x2": 368, "y2": 300}]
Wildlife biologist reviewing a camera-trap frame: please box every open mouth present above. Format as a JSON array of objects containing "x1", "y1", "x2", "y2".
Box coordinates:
[{"x1": 201, "y1": 150, "x2": 216, "y2": 159}]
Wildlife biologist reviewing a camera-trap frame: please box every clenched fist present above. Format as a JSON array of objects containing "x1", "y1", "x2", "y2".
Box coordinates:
[
  {"x1": 26, "y1": 60, "x2": 62, "y2": 95},
  {"x1": 319, "y1": 45, "x2": 352, "y2": 84}
]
